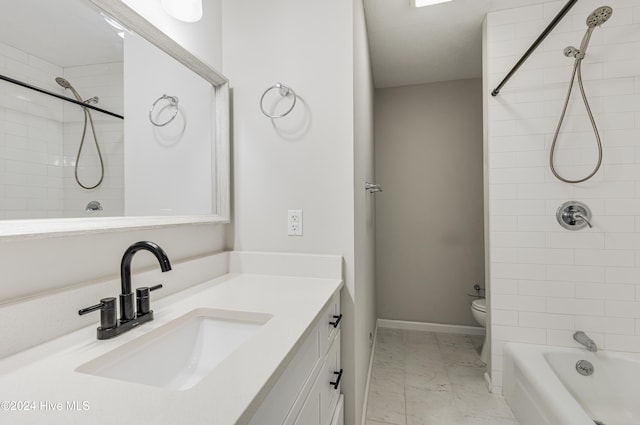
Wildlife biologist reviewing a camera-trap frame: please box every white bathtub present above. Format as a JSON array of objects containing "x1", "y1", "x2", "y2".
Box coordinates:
[{"x1": 503, "y1": 343, "x2": 640, "y2": 425}]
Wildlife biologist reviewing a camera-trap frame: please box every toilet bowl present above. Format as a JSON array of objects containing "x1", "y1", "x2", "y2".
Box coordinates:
[{"x1": 471, "y1": 298, "x2": 488, "y2": 364}]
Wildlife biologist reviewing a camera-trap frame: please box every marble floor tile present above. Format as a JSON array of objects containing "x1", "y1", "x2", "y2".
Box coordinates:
[{"x1": 365, "y1": 328, "x2": 519, "y2": 425}]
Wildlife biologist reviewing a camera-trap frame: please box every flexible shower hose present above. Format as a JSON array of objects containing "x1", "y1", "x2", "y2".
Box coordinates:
[
  {"x1": 74, "y1": 106, "x2": 105, "y2": 190},
  {"x1": 549, "y1": 28, "x2": 603, "y2": 184}
]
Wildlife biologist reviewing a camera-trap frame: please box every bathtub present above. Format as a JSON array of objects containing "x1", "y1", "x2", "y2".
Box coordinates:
[{"x1": 503, "y1": 343, "x2": 640, "y2": 425}]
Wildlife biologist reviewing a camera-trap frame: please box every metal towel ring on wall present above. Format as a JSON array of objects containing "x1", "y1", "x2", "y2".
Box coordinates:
[
  {"x1": 260, "y1": 82, "x2": 296, "y2": 118},
  {"x1": 149, "y1": 94, "x2": 179, "y2": 127}
]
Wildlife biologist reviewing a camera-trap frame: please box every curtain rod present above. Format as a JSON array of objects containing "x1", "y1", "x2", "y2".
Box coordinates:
[
  {"x1": 491, "y1": 0, "x2": 578, "y2": 97},
  {"x1": 0, "y1": 73, "x2": 124, "y2": 120}
]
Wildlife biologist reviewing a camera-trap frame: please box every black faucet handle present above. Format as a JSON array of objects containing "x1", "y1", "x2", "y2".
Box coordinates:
[
  {"x1": 78, "y1": 297, "x2": 117, "y2": 330},
  {"x1": 136, "y1": 284, "x2": 163, "y2": 316}
]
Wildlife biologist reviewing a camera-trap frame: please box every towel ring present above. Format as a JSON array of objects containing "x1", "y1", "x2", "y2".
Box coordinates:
[
  {"x1": 260, "y1": 82, "x2": 296, "y2": 119},
  {"x1": 149, "y1": 94, "x2": 179, "y2": 127}
]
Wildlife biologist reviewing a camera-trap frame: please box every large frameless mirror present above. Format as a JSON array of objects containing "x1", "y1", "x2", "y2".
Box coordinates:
[{"x1": 0, "y1": 0, "x2": 229, "y2": 238}]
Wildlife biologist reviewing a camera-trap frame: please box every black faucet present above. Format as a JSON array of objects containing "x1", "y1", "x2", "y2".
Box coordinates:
[{"x1": 79, "y1": 241, "x2": 172, "y2": 340}]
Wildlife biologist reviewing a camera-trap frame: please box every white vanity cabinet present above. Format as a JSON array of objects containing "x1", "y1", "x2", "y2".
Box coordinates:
[{"x1": 247, "y1": 291, "x2": 342, "y2": 425}]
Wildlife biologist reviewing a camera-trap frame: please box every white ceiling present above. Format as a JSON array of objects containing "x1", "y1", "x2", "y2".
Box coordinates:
[
  {"x1": 363, "y1": 0, "x2": 562, "y2": 88},
  {"x1": 0, "y1": 0, "x2": 122, "y2": 68}
]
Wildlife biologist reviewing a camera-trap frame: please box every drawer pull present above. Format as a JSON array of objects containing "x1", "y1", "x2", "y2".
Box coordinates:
[
  {"x1": 329, "y1": 314, "x2": 343, "y2": 328},
  {"x1": 330, "y1": 369, "x2": 343, "y2": 390}
]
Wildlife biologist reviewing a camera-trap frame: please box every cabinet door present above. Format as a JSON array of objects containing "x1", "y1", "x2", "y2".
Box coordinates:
[{"x1": 329, "y1": 395, "x2": 344, "y2": 425}]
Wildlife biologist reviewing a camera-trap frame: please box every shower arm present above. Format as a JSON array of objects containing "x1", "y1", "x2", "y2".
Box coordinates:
[{"x1": 491, "y1": 0, "x2": 578, "y2": 97}]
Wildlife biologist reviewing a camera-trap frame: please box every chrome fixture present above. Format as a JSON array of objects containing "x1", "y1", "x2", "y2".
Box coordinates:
[
  {"x1": 149, "y1": 94, "x2": 179, "y2": 127},
  {"x1": 365, "y1": 182, "x2": 382, "y2": 193},
  {"x1": 468, "y1": 283, "x2": 485, "y2": 298},
  {"x1": 260, "y1": 82, "x2": 297, "y2": 119},
  {"x1": 573, "y1": 331, "x2": 598, "y2": 352},
  {"x1": 85, "y1": 200, "x2": 103, "y2": 212},
  {"x1": 557, "y1": 201, "x2": 592, "y2": 230},
  {"x1": 55, "y1": 76, "x2": 105, "y2": 190},
  {"x1": 549, "y1": 6, "x2": 613, "y2": 183},
  {"x1": 78, "y1": 241, "x2": 172, "y2": 339},
  {"x1": 576, "y1": 359, "x2": 595, "y2": 376}
]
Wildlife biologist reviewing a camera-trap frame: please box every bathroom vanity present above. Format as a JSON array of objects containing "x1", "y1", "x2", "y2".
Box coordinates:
[{"x1": 0, "y1": 252, "x2": 343, "y2": 425}]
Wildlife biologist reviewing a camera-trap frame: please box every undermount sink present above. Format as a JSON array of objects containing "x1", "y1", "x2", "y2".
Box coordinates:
[{"x1": 76, "y1": 308, "x2": 272, "y2": 391}]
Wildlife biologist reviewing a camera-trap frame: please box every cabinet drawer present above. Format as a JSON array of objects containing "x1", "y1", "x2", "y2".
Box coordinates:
[
  {"x1": 247, "y1": 322, "x2": 322, "y2": 425},
  {"x1": 320, "y1": 292, "x2": 341, "y2": 355},
  {"x1": 293, "y1": 330, "x2": 341, "y2": 425}
]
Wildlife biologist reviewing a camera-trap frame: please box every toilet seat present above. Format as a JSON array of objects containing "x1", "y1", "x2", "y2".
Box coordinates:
[{"x1": 471, "y1": 298, "x2": 486, "y2": 313}]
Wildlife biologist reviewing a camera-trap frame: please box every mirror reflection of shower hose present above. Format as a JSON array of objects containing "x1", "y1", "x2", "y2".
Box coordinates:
[
  {"x1": 55, "y1": 77, "x2": 104, "y2": 190},
  {"x1": 549, "y1": 8, "x2": 611, "y2": 184}
]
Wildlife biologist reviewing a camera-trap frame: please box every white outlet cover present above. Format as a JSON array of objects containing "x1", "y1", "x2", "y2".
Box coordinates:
[{"x1": 287, "y1": 210, "x2": 303, "y2": 236}]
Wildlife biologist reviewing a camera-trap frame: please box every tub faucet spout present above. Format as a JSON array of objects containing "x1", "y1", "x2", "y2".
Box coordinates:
[{"x1": 573, "y1": 331, "x2": 597, "y2": 352}]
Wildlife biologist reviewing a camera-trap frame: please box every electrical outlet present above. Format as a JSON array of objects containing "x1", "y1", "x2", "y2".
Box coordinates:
[{"x1": 287, "y1": 210, "x2": 303, "y2": 236}]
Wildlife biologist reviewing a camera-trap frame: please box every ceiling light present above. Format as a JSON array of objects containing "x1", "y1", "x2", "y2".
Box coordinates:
[
  {"x1": 162, "y1": 0, "x2": 203, "y2": 23},
  {"x1": 412, "y1": 0, "x2": 453, "y2": 7}
]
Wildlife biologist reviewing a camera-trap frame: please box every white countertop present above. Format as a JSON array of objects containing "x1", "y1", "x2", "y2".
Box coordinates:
[{"x1": 0, "y1": 272, "x2": 342, "y2": 425}]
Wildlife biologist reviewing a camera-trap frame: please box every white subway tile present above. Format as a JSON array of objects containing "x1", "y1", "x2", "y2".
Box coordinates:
[
  {"x1": 492, "y1": 325, "x2": 547, "y2": 344},
  {"x1": 519, "y1": 312, "x2": 575, "y2": 330},
  {"x1": 518, "y1": 247, "x2": 574, "y2": 265},
  {"x1": 605, "y1": 334, "x2": 640, "y2": 351},
  {"x1": 547, "y1": 297, "x2": 605, "y2": 315},
  {"x1": 492, "y1": 294, "x2": 546, "y2": 312},
  {"x1": 491, "y1": 278, "x2": 519, "y2": 295},
  {"x1": 576, "y1": 282, "x2": 635, "y2": 300},
  {"x1": 491, "y1": 247, "x2": 518, "y2": 263},
  {"x1": 575, "y1": 316, "x2": 635, "y2": 335},
  {"x1": 489, "y1": 215, "x2": 518, "y2": 232},
  {"x1": 489, "y1": 183, "x2": 517, "y2": 199},
  {"x1": 493, "y1": 309, "x2": 519, "y2": 326},
  {"x1": 547, "y1": 264, "x2": 605, "y2": 283},
  {"x1": 606, "y1": 233, "x2": 640, "y2": 250},
  {"x1": 546, "y1": 231, "x2": 605, "y2": 249},
  {"x1": 491, "y1": 231, "x2": 545, "y2": 248},
  {"x1": 546, "y1": 330, "x2": 587, "y2": 348},
  {"x1": 575, "y1": 249, "x2": 635, "y2": 267},
  {"x1": 492, "y1": 262, "x2": 546, "y2": 280},
  {"x1": 517, "y1": 215, "x2": 560, "y2": 232},
  {"x1": 490, "y1": 166, "x2": 545, "y2": 183},
  {"x1": 605, "y1": 267, "x2": 639, "y2": 284},
  {"x1": 606, "y1": 301, "x2": 640, "y2": 318},
  {"x1": 519, "y1": 280, "x2": 575, "y2": 298},
  {"x1": 492, "y1": 199, "x2": 546, "y2": 215}
]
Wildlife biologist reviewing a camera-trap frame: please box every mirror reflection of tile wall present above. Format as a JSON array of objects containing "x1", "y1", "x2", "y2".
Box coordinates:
[{"x1": 0, "y1": 40, "x2": 123, "y2": 219}]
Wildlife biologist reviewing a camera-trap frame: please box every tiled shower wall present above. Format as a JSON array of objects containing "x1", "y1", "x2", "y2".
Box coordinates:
[
  {"x1": 0, "y1": 41, "x2": 64, "y2": 219},
  {"x1": 0, "y1": 40, "x2": 123, "y2": 219},
  {"x1": 485, "y1": 0, "x2": 640, "y2": 392},
  {"x1": 62, "y1": 62, "x2": 123, "y2": 218}
]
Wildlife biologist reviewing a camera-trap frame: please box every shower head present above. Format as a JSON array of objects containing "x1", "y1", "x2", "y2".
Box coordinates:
[
  {"x1": 586, "y1": 6, "x2": 613, "y2": 28},
  {"x1": 55, "y1": 77, "x2": 73, "y2": 89}
]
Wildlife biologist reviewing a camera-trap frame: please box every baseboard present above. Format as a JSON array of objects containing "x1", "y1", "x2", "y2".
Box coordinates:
[
  {"x1": 377, "y1": 319, "x2": 485, "y2": 335},
  {"x1": 360, "y1": 322, "x2": 378, "y2": 425},
  {"x1": 483, "y1": 371, "x2": 494, "y2": 393}
]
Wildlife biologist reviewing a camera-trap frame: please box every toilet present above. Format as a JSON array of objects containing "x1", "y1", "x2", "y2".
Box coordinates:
[{"x1": 471, "y1": 298, "x2": 488, "y2": 364}]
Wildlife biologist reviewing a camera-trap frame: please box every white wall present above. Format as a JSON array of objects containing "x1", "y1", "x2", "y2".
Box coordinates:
[
  {"x1": 124, "y1": 32, "x2": 213, "y2": 216},
  {"x1": 222, "y1": 1, "x2": 375, "y2": 423},
  {"x1": 485, "y1": 0, "x2": 640, "y2": 392},
  {"x1": 0, "y1": 0, "x2": 228, "y2": 355}
]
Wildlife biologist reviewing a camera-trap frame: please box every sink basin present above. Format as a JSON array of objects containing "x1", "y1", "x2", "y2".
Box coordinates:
[{"x1": 76, "y1": 308, "x2": 272, "y2": 391}]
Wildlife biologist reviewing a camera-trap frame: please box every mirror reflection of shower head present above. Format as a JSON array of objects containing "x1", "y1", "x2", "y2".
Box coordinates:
[
  {"x1": 586, "y1": 6, "x2": 613, "y2": 28},
  {"x1": 55, "y1": 77, "x2": 73, "y2": 89}
]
